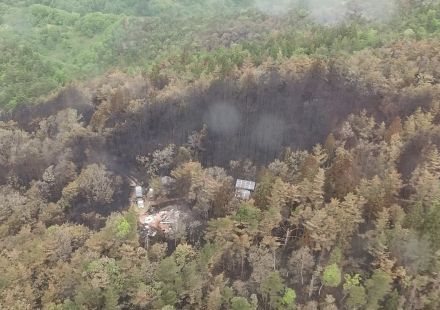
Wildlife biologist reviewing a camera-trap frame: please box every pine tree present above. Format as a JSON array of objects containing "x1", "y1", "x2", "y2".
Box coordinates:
[
  {"x1": 335, "y1": 193, "x2": 365, "y2": 249},
  {"x1": 424, "y1": 144, "x2": 440, "y2": 177},
  {"x1": 365, "y1": 269, "x2": 392, "y2": 310},
  {"x1": 207, "y1": 287, "x2": 222, "y2": 310},
  {"x1": 299, "y1": 168, "x2": 325, "y2": 207},
  {"x1": 321, "y1": 264, "x2": 342, "y2": 288},
  {"x1": 325, "y1": 148, "x2": 359, "y2": 198},
  {"x1": 304, "y1": 201, "x2": 340, "y2": 252},
  {"x1": 312, "y1": 144, "x2": 328, "y2": 167},
  {"x1": 230, "y1": 297, "x2": 252, "y2": 310},
  {"x1": 324, "y1": 133, "x2": 337, "y2": 164},
  {"x1": 385, "y1": 116, "x2": 403, "y2": 143},
  {"x1": 260, "y1": 271, "x2": 285, "y2": 310}
]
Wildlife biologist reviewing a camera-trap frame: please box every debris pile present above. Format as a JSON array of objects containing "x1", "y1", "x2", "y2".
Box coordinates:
[{"x1": 139, "y1": 206, "x2": 190, "y2": 238}]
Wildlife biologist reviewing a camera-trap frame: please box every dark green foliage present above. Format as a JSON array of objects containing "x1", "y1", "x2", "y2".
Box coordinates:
[
  {"x1": 365, "y1": 270, "x2": 392, "y2": 310},
  {"x1": 346, "y1": 285, "x2": 367, "y2": 309},
  {"x1": 423, "y1": 201, "x2": 440, "y2": 250},
  {"x1": 2, "y1": 1, "x2": 440, "y2": 108},
  {"x1": 231, "y1": 297, "x2": 252, "y2": 310},
  {"x1": 235, "y1": 203, "x2": 261, "y2": 231}
]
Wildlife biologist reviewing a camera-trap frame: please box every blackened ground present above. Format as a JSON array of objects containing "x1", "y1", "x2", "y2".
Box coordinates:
[{"x1": 107, "y1": 74, "x2": 381, "y2": 168}]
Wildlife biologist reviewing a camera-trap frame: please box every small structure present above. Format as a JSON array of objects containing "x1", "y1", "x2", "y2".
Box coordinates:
[
  {"x1": 137, "y1": 198, "x2": 145, "y2": 208},
  {"x1": 135, "y1": 186, "x2": 145, "y2": 208},
  {"x1": 135, "y1": 186, "x2": 143, "y2": 198},
  {"x1": 139, "y1": 206, "x2": 188, "y2": 237},
  {"x1": 235, "y1": 179, "x2": 256, "y2": 200}
]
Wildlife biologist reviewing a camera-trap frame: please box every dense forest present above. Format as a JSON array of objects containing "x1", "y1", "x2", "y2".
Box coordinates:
[{"x1": 1, "y1": 0, "x2": 440, "y2": 309}]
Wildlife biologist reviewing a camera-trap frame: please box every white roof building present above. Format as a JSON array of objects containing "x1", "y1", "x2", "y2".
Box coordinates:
[
  {"x1": 235, "y1": 179, "x2": 256, "y2": 191},
  {"x1": 135, "y1": 186, "x2": 143, "y2": 198},
  {"x1": 235, "y1": 179, "x2": 256, "y2": 200}
]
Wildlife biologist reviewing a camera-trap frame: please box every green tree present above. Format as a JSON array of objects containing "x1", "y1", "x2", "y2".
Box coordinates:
[
  {"x1": 231, "y1": 297, "x2": 252, "y2": 310},
  {"x1": 116, "y1": 218, "x2": 131, "y2": 238},
  {"x1": 235, "y1": 202, "x2": 261, "y2": 233},
  {"x1": 282, "y1": 288, "x2": 296, "y2": 308},
  {"x1": 321, "y1": 264, "x2": 341, "y2": 288},
  {"x1": 155, "y1": 257, "x2": 182, "y2": 307},
  {"x1": 365, "y1": 269, "x2": 392, "y2": 310},
  {"x1": 346, "y1": 285, "x2": 367, "y2": 309},
  {"x1": 260, "y1": 271, "x2": 285, "y2": 309}
]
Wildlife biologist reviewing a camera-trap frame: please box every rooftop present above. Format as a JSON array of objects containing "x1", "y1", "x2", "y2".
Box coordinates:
[
  {"x1": 135, "y1": 186, "x2": 143, "y2": 198},
  {"x1": 235, "y1": 179, "x2": 256, "y2": 191}
]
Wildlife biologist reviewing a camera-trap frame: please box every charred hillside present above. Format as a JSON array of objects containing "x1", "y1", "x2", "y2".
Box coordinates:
[{"x1": 107, "y1": 61, "x2": 370, "y2": 166}]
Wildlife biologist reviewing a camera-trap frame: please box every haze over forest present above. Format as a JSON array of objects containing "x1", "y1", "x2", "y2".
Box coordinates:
[{"x1": 1, "y1": 1, "x2": 440, "y2": 309}]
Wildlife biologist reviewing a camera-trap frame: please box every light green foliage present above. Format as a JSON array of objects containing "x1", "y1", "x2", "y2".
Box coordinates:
[
  {"x1": 322, "y1": 264, "x2": 341, "y2": 287},
  {"x1": 116, "y1": 218, "x2": 131, "y2": 238},
  {"x1": 222, "y1": 286, "x2": 235, "y2": 308},
  {"x1": 344, "y1": 274, "x2": 367, "y2": 309},
  {"x1": 282, "y1": 288, "x2": 296, "y2": 306},
  {"x1": 30, "y1": 4, "x2": 80, "y2": 26},
  {"x1": 343, "y1": 273, "x2": 361, "y2": 291},
  {"x1": 77, "y1": 12, "x2": 119, "y2": 37}
]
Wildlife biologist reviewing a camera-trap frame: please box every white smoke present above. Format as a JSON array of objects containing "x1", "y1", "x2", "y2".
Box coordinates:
[
  {"x1": 306, "y1": 0, "x2": 348, "y2": 25},
  {"x1": 254, "y1": 0, "x2": 296, "y2": 16},
  {"x1": 351, "y1": 0, "x2": 397, "y2": 22},
  {"x1": 252, "y1": 115, "x2": 285, "y2": 150},
  {"x1": 205, "y1": 102, "x2": 241, "y2": 136},
  {"x1": 254, "y1": 0, "x2": 398, "y2": 24}
]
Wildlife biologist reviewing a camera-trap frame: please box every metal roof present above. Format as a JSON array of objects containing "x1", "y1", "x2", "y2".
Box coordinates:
[
  {"x1": 236, "y1": 189, "x2": 251, "y2": 200},
  {"x1": 135, "y1": 186, "x2": 143, "y2": 198},
  {"x1": 235, "y1": 179, "x2": 256, "y2": 191}
]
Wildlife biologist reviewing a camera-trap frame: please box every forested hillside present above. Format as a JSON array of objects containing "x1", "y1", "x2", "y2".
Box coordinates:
[
  {"x1": 2, "y1": 0, "x2": 440, "y2": 109},
  {"x1": 1, "y1": 1, "x2": 440, "y2": 309}
]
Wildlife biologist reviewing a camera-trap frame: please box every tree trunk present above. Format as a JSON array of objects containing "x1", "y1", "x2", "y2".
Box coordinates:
[
  {"x1": 284, "y1": 228, "x2": 291, "y2": 248},
  {"x1": 273, "y1": 249, "x2": 276, "y2": 270},
  {"x1": 241, "y1": 254, "x2": 244, "y2": 278},
  {"x1": 309, "y1": 251, "x2": 324, "y2": 298},
  {"x1": 308, "y1": 271, "x2": 316, "y2": 298},
  {"x1": 300, "y1": 259, "x2": 304, "y2": 285}
]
